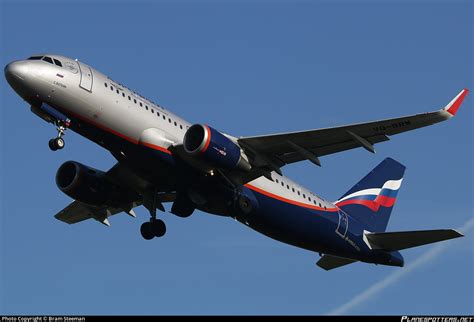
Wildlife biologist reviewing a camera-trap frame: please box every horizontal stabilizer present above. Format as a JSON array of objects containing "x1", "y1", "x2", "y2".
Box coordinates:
[
  {"x1": 364, "y1": 229, "x2": 463, "y2": 251},
  {"x1": 316, "y1": 255, "x2": 358, "y2": 271}
]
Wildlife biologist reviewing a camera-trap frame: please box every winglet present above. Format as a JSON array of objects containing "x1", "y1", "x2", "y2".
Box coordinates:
[{"x1": 443, "y1": 88, "x2": 469, "y2": 116}]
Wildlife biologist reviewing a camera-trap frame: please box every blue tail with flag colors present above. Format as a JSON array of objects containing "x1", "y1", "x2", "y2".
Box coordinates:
[{"x1": 335, "y1": 158, "x2": 406, "y2": 232}]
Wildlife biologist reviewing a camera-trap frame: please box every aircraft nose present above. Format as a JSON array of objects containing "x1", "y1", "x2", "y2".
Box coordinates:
[
  {"x1": 4, "y1": 61, "x2": 29, "y2": 84},
  {"x1": 4, "y1": 61, "x2": 33, "y2": 99}
]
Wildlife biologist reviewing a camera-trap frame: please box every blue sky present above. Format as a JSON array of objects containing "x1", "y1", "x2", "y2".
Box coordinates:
[{"x1": 1, "y1": 0, "x2": 472, "y2": 315}]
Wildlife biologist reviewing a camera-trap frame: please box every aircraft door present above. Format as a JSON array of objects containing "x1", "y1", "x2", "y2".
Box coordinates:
[
  {"x1": 336, "y1": 210, "x2": 349, "y2": 238},
  {"x1": 78, "y1": 61, "x2": 93, "y2": 92}
]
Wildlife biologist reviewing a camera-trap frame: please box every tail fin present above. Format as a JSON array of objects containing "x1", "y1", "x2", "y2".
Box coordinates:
[{"x1": 335, "y1": 158, "x2": 406, "y2": 232}]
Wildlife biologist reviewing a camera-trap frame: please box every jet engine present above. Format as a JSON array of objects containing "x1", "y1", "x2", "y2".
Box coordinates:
[
  {"x1": 183, "y1": 124, "x2": 251, "y2": 171},
  {"x1": 55, "y1": 161, "x2": 122, "y2": 206}
]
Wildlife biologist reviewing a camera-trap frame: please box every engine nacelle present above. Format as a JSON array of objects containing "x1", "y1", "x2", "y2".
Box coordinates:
[
  {"x1": 183, "y1": 124, "x2": 251, "y2": 171},
  {"x1": 56, "y1": 161, "x2": 120, "y2": 206}
]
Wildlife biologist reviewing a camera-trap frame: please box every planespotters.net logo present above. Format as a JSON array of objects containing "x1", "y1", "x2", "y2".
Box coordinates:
[{"x1": 402, "y1": 317, "x2": 474, "y2": 322}]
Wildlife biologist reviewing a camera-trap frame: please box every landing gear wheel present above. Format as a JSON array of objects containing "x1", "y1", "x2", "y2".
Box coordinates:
[
  {"x1": 54, "y1": 137, "x2": 65, "y2": 149},
  {"x1": 151, "y1": 219, "x2": 166, "y2": 237},
  {"x1": 140, "y1": 222, "x2": 155, "y2": 240},
  {"x1": 48, "y1": 139, "x2": 58, "y2": 151},
  {"x1": 49, "y1": 137, "x2": 65, "y2": 151}
]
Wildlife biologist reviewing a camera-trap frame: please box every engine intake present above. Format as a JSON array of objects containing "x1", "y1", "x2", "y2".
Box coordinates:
[
  {"x1": 56, "y1": 161, "x2": 120, "y2": 206},
  {"x1": 183, "y1": 124, "x2": 251, "y2": 171}
]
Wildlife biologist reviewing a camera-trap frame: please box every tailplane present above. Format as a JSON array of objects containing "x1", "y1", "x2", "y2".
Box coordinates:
[
  {"x1": 336, "y1": 158, "x2": 405, "y2": 232},
  {"x1": 363, "y1": 229, "x2": 463, "y2": 251}
]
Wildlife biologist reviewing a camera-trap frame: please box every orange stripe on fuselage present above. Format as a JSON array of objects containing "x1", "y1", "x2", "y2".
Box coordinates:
[
  {"x1": 140, "y1": 141, "x2": 172, "y2": 155},
  {"x1": 57, "y1": 106, "x2": 172, "y2": 155},
  {"x1": 244, "y1": 183, "x2": 338, "y2": 213}
]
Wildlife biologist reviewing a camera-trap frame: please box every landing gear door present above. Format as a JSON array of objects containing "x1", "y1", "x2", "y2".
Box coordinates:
[
  {"x1": 78, "y1": 61, "x2": 93, "y2": 92},
  {"x1": 336, "y1": 210, "x2": 349, "y2": 238}
]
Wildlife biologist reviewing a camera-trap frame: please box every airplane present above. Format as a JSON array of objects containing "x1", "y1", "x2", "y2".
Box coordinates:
[{"x1": 4, "y1": 54, "x2": 469, "y2": 270}]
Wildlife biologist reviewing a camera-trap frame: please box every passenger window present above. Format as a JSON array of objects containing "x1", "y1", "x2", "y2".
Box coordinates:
[
  {"x1": 163, "y1": 115, "x2": 166, "y2": 120},
  {"x1": 168, "y1": 118, "x2": 172, "y2": 123},
  {"x1": 128, "y1": 96, "x2": 131, "y2": 101},
  {"x1": 139, "y1": 102, "x2": 143, "y2": 107},
  {"x1": 174, "y1": 121, "x2": 177, "y2": 126},
  {"x1": 308, "y1": 197, "x2": 312, "y2": 202},
  {"x1": 134, "y1": 99, "x2": 137, "y2": 104},
  {"x1": 157, "y1": 112, "x2": 160, "y2": 116},
  {"x1": 275, "y1": 179, "x2": 279, "y2": 183},
  {"x1": 281, "y1": 182, "x2": 284, "y2": 186},
  {"x1": 116, "y1": 89, "x2": 119, "y2": 94},
  {"x1": 292, "y1": 188, "x2": 295, "y2": 192},
  {"x1": 303, "y1": 194, "x2": 306, "y2": 198},
  {"x1": 53, "y1": 59, "x2": 62, "y2": 67},
  {"x1": 42, "y1": 56, "x2": 53, "y2": 64},
  {"x1": 104, "y1": 83, "x2": 108, "y2": 88},
  {"x1": 110, "y1": 86, "x2": 114, "y2": 91},
  {"x1": 180, "y1": 125, "x2": 183, "y2": 129},
  {"x1": 122, "y1": 93, "x2": 125, "y2": 97},
  {"x1": 286, "y1": 185, "x2": 290, "y2": 189},
  {"x1": 297, "y1": 191, "x2": 300, "y2": 196}
]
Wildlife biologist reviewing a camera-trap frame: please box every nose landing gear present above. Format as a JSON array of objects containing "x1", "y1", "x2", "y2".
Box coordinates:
[
  {"x1": 48, "y1": 119, "x2": 69, "y2": 151},
  {"x1": 49, "y1": 137, "x2": 65, "y2": 151}
]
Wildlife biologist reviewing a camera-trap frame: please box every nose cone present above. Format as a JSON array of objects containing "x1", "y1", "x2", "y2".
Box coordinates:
[
  {"x1": 5, "y1": 61, "x2": 29, "y2": 85},
  {"x1": 5, "y1": 60, "x2": 33, "y2": 100}
]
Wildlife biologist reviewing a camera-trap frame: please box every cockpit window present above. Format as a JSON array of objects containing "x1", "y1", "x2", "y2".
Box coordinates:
[
  {"x1": 28, "y1": 56, "x2": 43, "y2": 60},
  {"x1": 53, "y1": 58, "x2": 62, "y2": 67},
  {"x1": 42, "y1": 56, "x2": 54, "y2": 64}
]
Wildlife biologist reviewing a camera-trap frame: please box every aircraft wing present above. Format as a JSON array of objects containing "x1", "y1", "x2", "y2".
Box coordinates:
[
  {"x1": 238, "y1": 89, "x2": 468, "y2": 168},
  {"x1": 54, "y1": 200, "x2": 138, "y2": 226}
]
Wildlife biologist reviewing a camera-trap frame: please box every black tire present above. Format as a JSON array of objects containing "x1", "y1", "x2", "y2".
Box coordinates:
[
  {"x1": 54, "y1": 137, "x2": 65, "y2": 150},
  {"x1": 48, "y1": 139, "x2": 58, "y2": 151},
  {"x1": 151, "y1": 219, "x2": 166, "y2": 237},
  {"x1": 140, "y1": 222, "x2": 155, "y2": 240}
]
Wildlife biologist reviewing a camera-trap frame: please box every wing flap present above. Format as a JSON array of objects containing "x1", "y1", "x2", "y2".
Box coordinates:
[
  {"x1": 364, "y1": 229, "x2": 464, "y2": 251},
  {"x1": 316, "y1": 255, "x2": 358, "y2": 271}
]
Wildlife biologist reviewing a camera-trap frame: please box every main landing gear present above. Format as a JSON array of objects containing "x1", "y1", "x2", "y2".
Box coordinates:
[
  {"x1": 49, "y1": 119, "x2": 69, "y2": 151},
  {"x1": 140, "y1": 219, "x2": 166, "y2": 240},
  {"x1": 141, "y1": 188, "x2": 167, "y2": 240}
]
